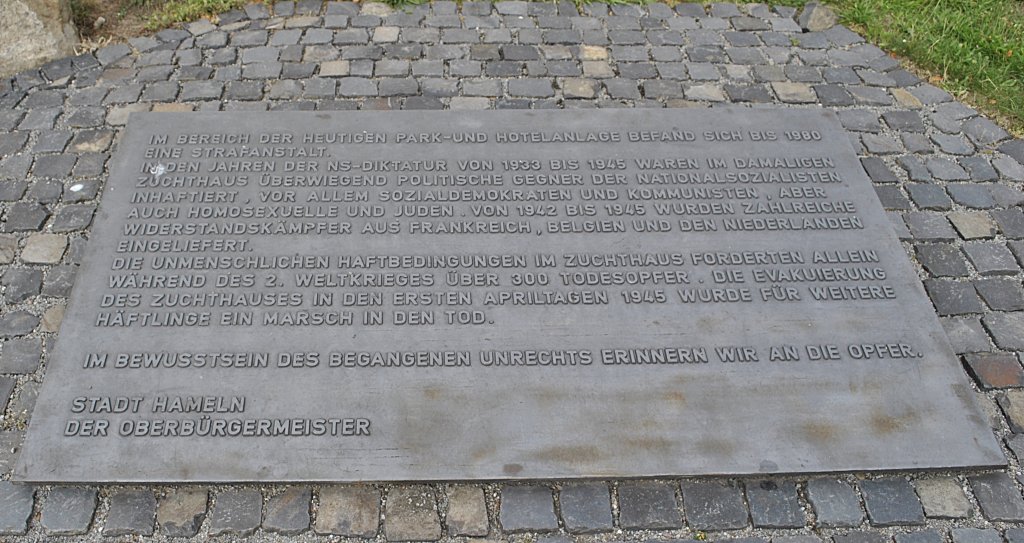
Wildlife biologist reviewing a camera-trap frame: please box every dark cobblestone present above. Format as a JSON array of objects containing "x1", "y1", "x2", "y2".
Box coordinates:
[
  {"x1": 208, "y1": 489, "x2": 262, "y2": 536},
  {"x1": 963, "y1": 242, "x2": 1019, "y2": 275},
  {"x1": 41, "y1": 487, "x2": 97, "y2": 535},
  {"x1": 0, "y1": 483, "x2": 30, "y2": 536},
  {"x1": 746, "y1": 480, "x2": 803, "y2": 528},
  {"x1": 559, "y1": 482, "x2": 612, "y2": 533},
  {"x1": 500, "y1": 485, "x2": 557, "y2": 533},
  {"x1": 105, "y1": 490, "x2": 157, "y2": 536},
  {"x1": 860, "y1": 478, "x2": 926, "y2": 527},
  {"x1": 807, "y1": 478, "x2": 864, "y2": 528},
  {"x1": 681, "y1": 480, "x2": 748, "y2": 530},
  {"x1": 925, "y1": 279, "x2": 984, "y2": 315},
  {"x1": 617, "y1": 481, "x2": 681, "y2": 530},
  {"x1": 969, "y1": 473, "x2": 1024, "y2": 521}
]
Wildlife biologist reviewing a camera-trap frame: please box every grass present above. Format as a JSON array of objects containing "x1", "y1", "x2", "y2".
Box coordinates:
[
  {"x1": 67, "y1": 0, "x2": 1024, "y2": 134},
  {"x1": 144, "y1": 0, "x2": 253, "y2": 30},
  {"x1": 823, "y1": 0, "x2": 1024, "y2": 134}
]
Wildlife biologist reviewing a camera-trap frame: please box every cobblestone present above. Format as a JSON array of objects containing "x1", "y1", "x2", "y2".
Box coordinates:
[
  {"x1": 315, "y1": 485, "x2": 379, "y2": 536},
  {"x1": 681, "y1": 480, "x2": 748, "y2": 530},
  {"x1": 807, "y1": 479, "x2": 864, "y2": 528},
  {"x1": 968, "y1": 473, "x2": 1024, "y2": 521},
  {"x1": 208, "y1": 489, "x2": 262, "y2": 537},
  {"x1": 104, "y1": 490, "x2": 157, "y2": 536},
  {"x1": 0, "y1": 482, "x2": 33, "y2": 535},
  {"x1": 41, "y1": 487, "x2": 97, "y2": 535},
  {"x1": 385, "y1": 486, "x2": 440, "y2": 541},
  {"x1": 559, "y1": 482, "x2": 613, "y2": 533},
  {"x1": 746, "y1": 480, "x2": 804, "y2": 528},
  {"x1": 264, "y1": 487, "x2": 311, "y2": 534},
  {"x1": 618, "y1": 481, "x2": 681, "y2": 530},
  {"x1": 500, "y1": 485, "x2": 557, "y2": 533}
]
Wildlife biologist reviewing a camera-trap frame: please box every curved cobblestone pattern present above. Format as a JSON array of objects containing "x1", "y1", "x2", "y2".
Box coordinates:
[{"x1": 0, "y1": 0, "x2": 1023, "y2": 540}]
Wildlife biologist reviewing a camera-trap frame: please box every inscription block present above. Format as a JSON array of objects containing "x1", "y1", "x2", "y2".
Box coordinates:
[{"x1": 16, "y1": 109, "x2": 1003, "y2": 482}]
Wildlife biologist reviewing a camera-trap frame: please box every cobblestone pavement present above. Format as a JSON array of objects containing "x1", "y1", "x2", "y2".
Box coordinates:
[{"x1": 1, "y1": 0, "x2": 1023, "y2": 540}]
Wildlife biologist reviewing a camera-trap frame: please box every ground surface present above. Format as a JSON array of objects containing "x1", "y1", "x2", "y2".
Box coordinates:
[{"x1": 1, "y1": 1, "x2": 1024, "y2": 541}]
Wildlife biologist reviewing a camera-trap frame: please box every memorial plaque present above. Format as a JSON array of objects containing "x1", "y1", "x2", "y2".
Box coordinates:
[{"x1": 16, "y1": 109, "x2": 1003, "y2": 482}]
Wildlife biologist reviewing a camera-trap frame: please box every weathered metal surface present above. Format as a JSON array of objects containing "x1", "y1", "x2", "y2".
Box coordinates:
[{"x1": 15, "y1": 109, "x2": 1004, "y2": 482}]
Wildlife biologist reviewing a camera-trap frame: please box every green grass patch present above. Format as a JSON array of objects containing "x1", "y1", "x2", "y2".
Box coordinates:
[
  {"x1": 144, "y1": 0, "x2": 253, "y2": 30},
  {"x1": 798, "y1": 0, "x2": 1024, "y2": 133}
]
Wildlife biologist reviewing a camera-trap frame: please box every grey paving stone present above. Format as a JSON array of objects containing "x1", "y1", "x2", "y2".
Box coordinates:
[
  {"x1": 929, "y1": 157, "x2": 966, "y2": 180},
  {"x1": 916, "y1": 244, "x2": 968, "y2": 277},
  {"x1": 860, "y1": 478, "x2": 925, "y2": 526},
  {"x1": 949, "y1": 211, "x2": 997, "y2": 239},
  {"x1": 0, "y1": 376, "x2": 13, "y2": 411},
  {"x1": 28, "y1": 179, "x2": 63, "y2": 205},
  {"x1": 315, "y1": 485, "x2": 379, "y2": 536},
  {"x1": 508, "y1": 78, "x2": 555, "y2": 97},
  {"x1": 861, "y1": 157, "x2": 898, "y2": 183},
  {"x1": 446, "y1": 485, "x2": 488, "y2": 537},
  {"x1": 925, "y1": 279, "x2": 984, "y2": 315},
  {"x1": 899, "y1": 156, "x2": 933, "y2": 182},
  {"x1": 941, "y1": 316, "x2": 991, "y2": 353},
  {"x1": 862, "y1": 134, "x2": 902, "y2": 155},
  {"x1": 839, "y1": 110, "x2": 881, "y2": 132},
  {"x1": 807, "y1": 479, "x2": 863, "y2": 528},
  {"x1": 51, "y1": 205, "x2": 96, "y2": 233},
  {"x1": 1001, "y1": 390, "x2": 1024, "y2": 432},
  {"x1": 0, "y1": 482, "x2": 32, "y2": 535},
  {"x1": 914, "y1": 478, "x2": 971, "y2": 519},
  {"x1": 951, "y1": 528, "x2": 1002, "y2": 543},
  {"x1": 932, "y1": 133, "x2": 975, "y2": 155},
  {"x1": 975, "y1": 278, "x2": 1024, "y2": 312},
  {"x1": 617, "y1": 481, "x2": 680, "y2": 530},
  {"x1": 963, "y1": 156, "x2": 1001, "y2": 180},
  {"x1": 905, "y1": 212, "x2": 957, "y2": 241},
  {"x1": 681, "y1": 480, "x2": 748, "y2": 530},
  {"x1": 994, "y1": 154, "x2": 1024, "y2": 180},
  {"x1": 723, "y1": 83, "x2": 771, "y2": 102},
  {"x1": 500, "y1": 485, "x2": 557, "y2": 533},
  {"x1": 385, "y1": 486, "x2": 440, "y2": 541},
  {"x1": 963, "y1": 242, "x2": 1019, "y2": 275},
  {"x1": 1009, "y1": 529, "x2": 1024, "y2": 543},
  {"x1": 157, "y1": 489, "x2": 207, "y2": 537},
  {"x1": 1, "y1": 338, "x2": 42, "y2": 373},
  {"x1": 814, "y1": 84, "x2": 854, "y2": 106},
  {"x1": 993, "y1": 209, "x2": 1024, "y2": 238},
  {"x1": 559, "y1": 482, "x2": 613, "y2": 533},
  {"x1": 0, "y1": 311, "x2": 39, "y2": 338},
  {"x1": 0, "y1": 180, "x2": 27, "y2": 202},
  {"x1": 105, "y1": 490, "x2": 157, "y2": 536},
  {"x1": 20, "y1": 233, "x2": 65, "y2": 264},
  {"x1": 999, "y1": 139, "x2": 1024, "y2": 166},
  {"x1": 338, "y1": 77, "x2": 378, "y2": 96},
  {"x1": 4, "y1": 202, "x2": 49, "y2": 232},
  {"x1": 41, "y1": 487, "x2": 97, "y2": 535},
  {"x1": 969, "y1": 473, "x2": 1024, "y2": 521},
  {"x1": 2, "y1": 269, "x2": 42, "y2": 303},
  {"x1": 263, "y1": 487, "x2": 311, "y2": 534},
  {"x1": 209, "y1": 489, "x2": 262, "y2": 536},
  {"x1": 963, "y1": 116, "x2": 1010, "y2": 146},
  {"x1": 985, "y1": 311, "x2": 1024, "y2": 350},
  {"x1": 746, "y1": 480, "x2": 804, "y2": 528}
]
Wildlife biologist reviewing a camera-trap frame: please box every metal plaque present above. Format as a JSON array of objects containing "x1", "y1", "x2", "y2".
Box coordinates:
[{"x1": 16, "y1": 109, "x2": 1003, "y2": 482}]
